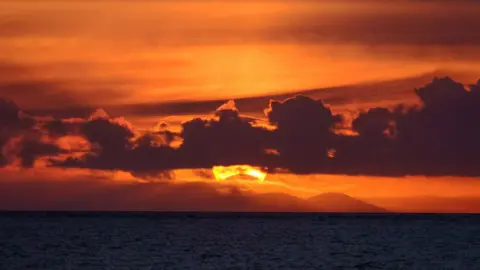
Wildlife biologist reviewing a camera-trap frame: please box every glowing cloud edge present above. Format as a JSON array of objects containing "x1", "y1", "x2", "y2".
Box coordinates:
[{"x1": 212, "y1": 165, "x2": 267, "y2": 182}]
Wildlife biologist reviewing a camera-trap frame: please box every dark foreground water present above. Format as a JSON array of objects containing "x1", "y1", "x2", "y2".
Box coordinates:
[{"x1": 0, "y1": 213, "x2": 479, "y2": 269}]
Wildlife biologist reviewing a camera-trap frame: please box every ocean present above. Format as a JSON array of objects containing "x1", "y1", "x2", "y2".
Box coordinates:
[{"x1": 0, "y1": 212, "x2": 479, "y2": 269}]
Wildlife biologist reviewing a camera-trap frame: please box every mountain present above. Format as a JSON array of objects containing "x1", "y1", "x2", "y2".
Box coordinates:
[
  {"x1": 247, "y1": 192, "x2": 388, "y2": 213},
  {"x1": 252, "y1": 192, "x2": 317, "y2": 212},
  {"x1": 365, "y1": 196, "x2": 480, "y2": 214},
  {"x1": 307, "y1": 193, "x2": 388, "y2": 213}
]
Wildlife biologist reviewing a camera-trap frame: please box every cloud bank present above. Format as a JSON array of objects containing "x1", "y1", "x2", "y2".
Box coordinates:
[{"x1": 2, "y1": 76, "x2": 480, "y2": 177}]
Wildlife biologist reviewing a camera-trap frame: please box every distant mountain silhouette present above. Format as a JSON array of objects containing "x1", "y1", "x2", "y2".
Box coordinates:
[
  {"x1": 249, "y1": 192, "x2": 388, "y2": 213},
  {"x1": 307, "y1": 193, "x2": 388, "y2": 213},
  {"x1": 366, "y1": 196, "x2": 480, "y2": 214},
  {"x1": 252, "y1": 192, "x2": 317, "y2": 212}
]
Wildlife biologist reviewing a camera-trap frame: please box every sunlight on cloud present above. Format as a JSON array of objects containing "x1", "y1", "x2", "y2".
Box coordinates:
[{"x1": 213, "y1": 165, "x2": 267, "y2": 182}]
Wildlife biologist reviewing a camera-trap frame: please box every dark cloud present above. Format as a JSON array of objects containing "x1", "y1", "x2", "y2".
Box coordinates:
[
  {"x1": 52, "y1": 101, "x2": 273, "y2": 175},
  {"x1": 330, "y1": 77, "x2": 480, "y2": 176},
  {"x1": 393, "y1": 77, "x2": 480, "y2": 175},
  {"x1": 0, "y1": 98, "x2": 34, "y2": 129},
  {"x1": 4, "y1": 76, "x2": 480, "y2": 176},
  {"x1": 50, "y1": 96, "x2": 332, "y2": 175},
  {"x1": 50, "y1": 113, "x2": 180, "y2": 177},
  {"x1": 0, "y1": 97, "x2": 37, "y2": 166},
  {"x1": 82, "y1": 117, "x2": 134, "y2": 154},
  {"x1": 352, "y1": 108, "x2": 395, "y2": 138},
  {"x1": 178, "y1": 101, "x2": 273, "y2": 168},
  {"x1": 18, "y1": 138, "x2": 64, "y2": 168},
  {"x1": 265, "y1": 95, "x2": 341, "y2": 173},
  {"x1": 43, "y1": 119, "x2": 80, "y2": 138}
]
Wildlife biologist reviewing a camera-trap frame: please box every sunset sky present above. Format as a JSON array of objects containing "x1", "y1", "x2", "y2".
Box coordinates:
[{"x1": 1, "y1": 0, "x2": 480, "y2": 212}]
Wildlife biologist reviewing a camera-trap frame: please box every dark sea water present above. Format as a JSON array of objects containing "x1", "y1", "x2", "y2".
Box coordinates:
[{"x1": 0, "y1": 213, "x2": 479, "y2": 270}]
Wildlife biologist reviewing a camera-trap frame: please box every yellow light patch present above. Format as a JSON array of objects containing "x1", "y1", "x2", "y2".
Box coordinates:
[{"x1": 212, "y1": 165, "x2": 267, "y2": 182}]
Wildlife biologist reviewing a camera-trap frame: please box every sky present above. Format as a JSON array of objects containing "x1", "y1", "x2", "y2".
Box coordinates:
[{"x1": 1, "y1": 0, "x2": 480, "y2": 212}]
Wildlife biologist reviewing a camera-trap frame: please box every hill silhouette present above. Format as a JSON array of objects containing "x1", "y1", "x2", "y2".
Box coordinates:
[
  {"x1": 308, "y1": 193, "x2": 387, "y2": 213},
  {"x1": 250, "y1": 192, "x2": 388, "y2": 213}
]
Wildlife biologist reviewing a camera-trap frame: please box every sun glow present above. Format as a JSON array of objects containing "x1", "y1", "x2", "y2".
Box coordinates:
[{"x1": 212, "y1": 165, "x2": 267, "y2": 182}]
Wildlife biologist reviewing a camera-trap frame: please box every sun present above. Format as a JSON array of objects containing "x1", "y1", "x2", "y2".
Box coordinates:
[{"x1": 212, "y1": 165, "x2": 267, "y2": 182}]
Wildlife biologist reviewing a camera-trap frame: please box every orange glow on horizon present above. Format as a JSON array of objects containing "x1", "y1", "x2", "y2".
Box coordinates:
[
  {"x1": 212, "y1": 165, "x2": 267, "y2": 182},
  {"x1": 2, "y1": 1, "x2": 480, "y2": 213}
]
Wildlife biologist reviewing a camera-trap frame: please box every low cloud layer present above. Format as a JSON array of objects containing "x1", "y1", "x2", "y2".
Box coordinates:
[
  {"x1": 1, "y1": 76, "x2": 480, "y2": 177},
  {"x1": 0, "y1": 171, "x2": 388, "y2": 212}
]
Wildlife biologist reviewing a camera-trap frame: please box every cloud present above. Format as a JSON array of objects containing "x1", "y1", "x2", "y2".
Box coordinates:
[
  {"x1": 52, "y1": 101, "x2": 272, "y2": 176},
  {"x1": 265, "y1": 95, "x2": 341, "y2": 173},
  {"x1": 0, "y1": 61, "x2": 131, "y2": 115},
  {"x1": 393, "y1": 77, "x2": 480, "y2": 175},
  {"x1": 0, "y1": 98, "x2": 34, "y2": 129},
  {"x1": 4, "y1": 76, "x2": 480, "y2": 176},
  {"x1": 352, "y1": 108, "x2": 395, "y2": 137},
  {"x1": 82, "y1": 117, "x2": 135, "y2": 155},
  {"x1": 0, "y1": 55, "x2": 474, "y2": 123},
  {"x1": 17, "y1": 137, "x2": 64, "y2": 168},
  {"x1": 331, "y1": 77, "x2": 480, "y2": 176},
  {"x1": 0, "y1": 97, "x2": 37, "y2": 166},
  {"x1": 178, "y1": 100, "x2": 273, "y2": 168},
  {"x1": 45, "y1": 111, "x2": 181, "y2": 178},
  {"x1": 26, "y1": 70, "x2": 460, "y2": 122},
  {"x1": 0, "y1": 98, "x2": 127, "y2": 169}
]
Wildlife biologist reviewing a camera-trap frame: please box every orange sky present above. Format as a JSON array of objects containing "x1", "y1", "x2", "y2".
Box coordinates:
[
  {"x1": 2, "y1": 1, "x2": 480, "y2": 109},
  {"x1": 1, "y1": 0, "x2": 480, "y2": 212}
]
